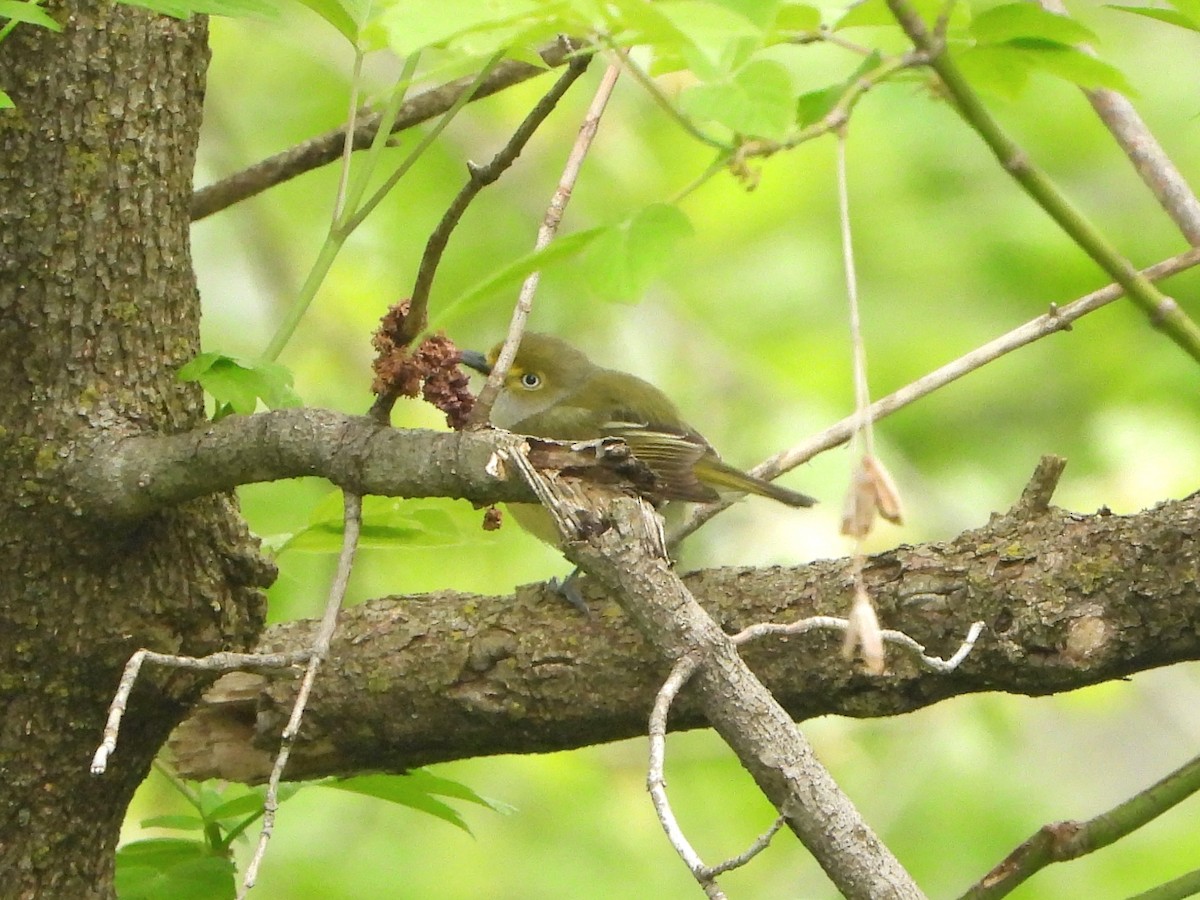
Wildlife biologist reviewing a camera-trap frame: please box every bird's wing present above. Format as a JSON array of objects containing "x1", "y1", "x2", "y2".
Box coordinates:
[{"x1": 604, "y1": 421, "x2": 721, "y2": 503}]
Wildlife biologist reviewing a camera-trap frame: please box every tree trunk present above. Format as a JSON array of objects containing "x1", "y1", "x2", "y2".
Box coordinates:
[{"x1": 0, "y1": 4, "x2": 270, "y2": 896}]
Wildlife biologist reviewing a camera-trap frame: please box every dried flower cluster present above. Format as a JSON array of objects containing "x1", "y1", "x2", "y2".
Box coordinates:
[{"x1": 370, "y1": 300, "x2": 474, "y2": 429}]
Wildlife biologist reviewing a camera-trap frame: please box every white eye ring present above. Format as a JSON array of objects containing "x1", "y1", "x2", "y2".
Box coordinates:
[{"x1": 519, "y1": 372, "x2": 542, "y2": 390}]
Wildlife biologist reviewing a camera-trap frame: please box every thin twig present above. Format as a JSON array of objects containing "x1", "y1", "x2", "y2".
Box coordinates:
[
  {"x1": 331, "y1": 47, "x2": 365, "y2": 223},
  {"x1": 669, "y1": 246, "x2": 1200, "y2": 544},
  {"x1": 607, "y1": 44, "x2": 731, "y2": 150},
  {"x1": 343, "y1": 50, "x2": 506, "y2": 235},
  {"x1": 646, "y1": 654, "x2": 723, "y2": 898},
  {"x1": 885, "y1": 0, "x2": 1200, "y2": 362},
  {"x1": 1126, "y1": 867, "x2": 1200, "y2": 900},
  {"x1": 239, "y1": 490, "x2": 362, "y2": 897},
  {"x1": 731, "y1": 617, "x2": 985, "y2": 673},
  {"x1": 469, "y1": 60, "x2": 621, "y2": 427},
  {"x1": 90, "y1": 648, "x2": 311, "y2": 774},
  {"x1": 705, "y1": 818, "x2": 786, "y2": 877},
  {"x1": 260, "y1": 55, "x2": 506, "y2": 364},
  {"x1": 735, "y1": 50, "x2": 926, "y2": 165},
  {"x1": 962, "y1": 749, "x2": 1200, "y2": 899},
  {"x1": 836, "y1": 127, "x2": 890, "y2": 673},
  {"x1": 190, "y1": 43, "x2": 583, "y2": 221},
  {"x1": 403, "y1": 50, "x2": 593, "y2": 346},
  {"x1": 646, "y1": 613, "x2": 980, "y2": 897},
  {"x1": 840, "y1": 129, "x2": 873, "y2": 459},
  {"x1": 1037, "y1": 0, "x2": 1200, "y2": 246}
]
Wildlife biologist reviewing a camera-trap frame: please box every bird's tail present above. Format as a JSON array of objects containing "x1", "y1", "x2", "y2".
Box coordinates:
[{"x1": 693, "y1": 457, "x2": 817, "y2": 508}]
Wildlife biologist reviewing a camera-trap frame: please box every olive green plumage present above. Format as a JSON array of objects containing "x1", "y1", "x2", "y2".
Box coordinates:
[{"x1": 461, "y1": 333, "x2": 816, "y2": 509}]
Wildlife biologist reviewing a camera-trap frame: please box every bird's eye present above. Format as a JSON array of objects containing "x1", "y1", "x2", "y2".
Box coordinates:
[{"x1": 519, "y1": 372, "x2": 542, "y2": 390}]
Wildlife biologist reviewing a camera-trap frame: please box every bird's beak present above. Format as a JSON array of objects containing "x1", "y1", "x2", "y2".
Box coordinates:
[{"x1": 459, "y1": 349, "x2": 491, "y2": 375}]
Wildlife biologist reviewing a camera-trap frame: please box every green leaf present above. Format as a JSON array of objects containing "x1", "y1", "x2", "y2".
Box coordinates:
[
  {"x1": 115, "y1": 839, "x2": 235, "y2": 900},
  {"x1": 954, "y1": 38, "x2": 1134, "y2": 98},
  {"x1": 138, "y1": 815, "x2": 206, "y2": 832},
  {"x1": 582, "y1": 204, "x2": 694, "y2": 302},
  {"x1": 680, "y1": 58, "x2": 796, "y2": 138},
  {"x1": 375, "y1": 0, "x2": 556, "y2": 58},
  {"x1": 1106, "y1": 3, "x2": 1200, "y2": 31},
  {"x1": 319, "y1": 770, "x2": 513, "y2": 833},
  {"x1": 430, "y1": 226, "x2": 606, "y2": 330},
  {"x1": 954, "y1": 44, "x2": 1032, "y2": 99},
  {"x1": 204, "y1": 792, "x2": 267, "y2": 822},
  {"x1": 970, "y1": 2, "x2": 1096, "y2": 45},
  {"x1": 773, "y1": 0, "x2": 821, "y2": 31},
  {"x1": 278, "y1": 496, "x2": 464, "y2": 554},
  {"x1": 702, "y1": 0, "x2": 780, "y2": 28},
  {"x1": 0, "y1": 1, "x2": 61, "y2": 30},
  {"x1": 177, "y1": 353, "x2": 302, "y2": 419},
  {"x1": 0, "y1": 90, "x2": 14, "y2": 110},
  {"x1": 652, "y1": 0, "x2": 764, "y2": 77},
  {"x1": 292, "y1": 0, "x2": 362, "y2": 41},
  {"x1": 113, "y1": 0, "x2": 279, "y2": 19},
  {"x1": 1010, "y1": 40, "x2": 1135, "y2": 93},
  {"x1": 795, "y1": 50, "x2": 882, "y2": 126},
  {"x1": 795, "y1": 85, "x2": 842, "y2": 126},
  {"x1": 835, "y1": 0, "x2": 967, "y2": 30}
]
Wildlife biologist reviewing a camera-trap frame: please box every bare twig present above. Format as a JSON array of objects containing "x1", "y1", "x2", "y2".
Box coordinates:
[
  {"x1": 403, "y1": 51, "x2": 592, "y2": 346},
  {"x1": 735, "y1": 50, "x2": 926, "y2": 166},
  {"x1": 645, "y1": 603, "x2": 980, "y2": 895},
  {"x1": 260, "y1": 55, "x2": 506, "y2": 364},
  {"x1": 731, "y1": 617, "x2": 985, "y2": 674},
  {"x1": 706, "y1": 818, "x2": 786, "y2": 877},
  {"x1": 190, "y1": 43, "x2": 583, "y2": 221},
  {"x1": 1037, "y1": 0, "x2": 1200, "y2": 246},
  {"x1": 646, "y1": 654, "x2": 723, "y2": 898},
  {"x1": 885, "y1": 0, "x2": 1200, "y2": 362},
  {"x1": 90, "y1": 649, "x2": 311, "y2": 775},
  {"x1": 239, "y1": 490, "x2": 362, "y2": 897},
  {"x1": 835, "y1": 127, "x2": 894, "y2": 673},
  {"x1": 669, "y1": 246, "x2": 1200, "y2": 544},
  {"x1": 1012, "y1": 455, "x2": 1068, "y2": 517},
  {"x1": 608, "y1": 44, "x2": 730, "y2": 150},
  {"x1": 469, "y1": 60, "x2": 622, "y2": 427},
  {"x1": 648, "y1": 650, "x2": 786, "y2": 897},
  {"x1": 962, "y1": 749, "x2": 1200, "y2": 899}
]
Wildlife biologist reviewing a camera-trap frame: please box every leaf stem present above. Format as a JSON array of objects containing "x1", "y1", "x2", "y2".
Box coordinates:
[
  {"x1": 961, "y1": 749, "x2": 1200, "y2": 898},
  {"x1": 884, "y1": 0, "x2": 1200, "y2": 364}
]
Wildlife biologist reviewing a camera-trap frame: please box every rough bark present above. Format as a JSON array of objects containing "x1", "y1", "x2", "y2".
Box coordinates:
[
  {"x1": 0, "y1": 5, "x2": 271, "y2": 897},
  {"x1": 170, "y1": 491, "x2": 1200, "y2": 783}
]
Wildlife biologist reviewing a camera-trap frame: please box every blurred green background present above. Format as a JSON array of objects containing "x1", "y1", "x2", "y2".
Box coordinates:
[{"x1": 127, "y1": 2, "x2": 1200, "y2": 896}]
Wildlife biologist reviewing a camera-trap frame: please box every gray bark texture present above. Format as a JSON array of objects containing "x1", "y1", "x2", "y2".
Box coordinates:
[
  {"x1": 171, "y1": 491, "x2": 1200, "y2": 781},
  {"x1": 0, "y1": 4, "x2": 271, "y2": 897}
]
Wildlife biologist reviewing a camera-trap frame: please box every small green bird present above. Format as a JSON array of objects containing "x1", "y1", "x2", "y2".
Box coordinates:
[{"x1": 460, "y1": 333, "x2": 816, "y2": 531}]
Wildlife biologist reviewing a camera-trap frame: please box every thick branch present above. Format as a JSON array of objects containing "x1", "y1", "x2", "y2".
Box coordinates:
[
  {"x1": 66, "y1": 409, "x2": 540, "y2": 520},
  {"x1": 171, "y1": 490, "x2": 1200, "y2": 783},
  {"x1": 191, "y1": 44, "x2": 579, "y2": 221}
]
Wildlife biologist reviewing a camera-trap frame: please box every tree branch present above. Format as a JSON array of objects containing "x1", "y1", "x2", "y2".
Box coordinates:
[
  {"x1": 190, "y1": 43, "x2": 581, "y2": 221},
  {"x1": 963, "y1": 749, "x2": 1200, "y2": 898},
  {"x1": 673, "y1": 246, "x2": 1200, "y2": 543},
  {"x1": 65, "y1": 409, "x2": 538, "y2": 520},
  {"x1": 884, "y1": 0, "x2": 1200, "y2": 363},
  {"x1": 170, "y1": 489, "x2": 1200, "y2": 783},
  {"x1": 403, "y1": 50, "x2": 592, "y2": 345},
  {"x1": 1037, "y1": 0, "x2": 1200, "y2": 246}
]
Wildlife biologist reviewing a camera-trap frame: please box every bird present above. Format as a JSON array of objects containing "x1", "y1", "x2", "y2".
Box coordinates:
[{"x1": 459, "y1": 333, "x2": 816, "y2": 535}]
